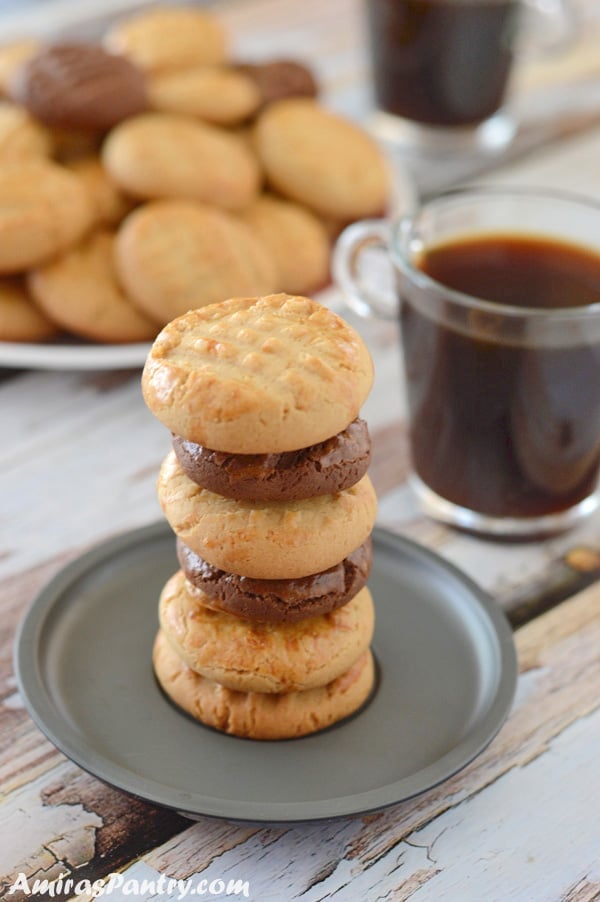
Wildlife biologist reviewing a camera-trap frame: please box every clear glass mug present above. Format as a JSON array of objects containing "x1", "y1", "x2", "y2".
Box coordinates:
[
  {"x1": 333, "y1": 188, "x2": 600, "y2": 538},
  {"x1": 365, "y1": 0, "x2": 576, "y2": 155}
]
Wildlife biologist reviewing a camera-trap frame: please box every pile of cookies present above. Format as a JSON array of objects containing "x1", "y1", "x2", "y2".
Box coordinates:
[
  {"x1": 0, "y1": 5, "x2": 390, "y2": 346},
  {"x1": 142, "y1": 293, "x2": 378, "y2": 740}
]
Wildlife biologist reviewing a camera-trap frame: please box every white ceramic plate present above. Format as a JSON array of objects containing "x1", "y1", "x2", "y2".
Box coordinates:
[
  {"x1": 0, "y1": 167, "x2": 416, "y2": 373},
  {"x1": 0, "y1": 286, "x2": 347, "y2": 372},
  {"x1": 0, "y1": 339, "x2": 153, "y2": 371}
]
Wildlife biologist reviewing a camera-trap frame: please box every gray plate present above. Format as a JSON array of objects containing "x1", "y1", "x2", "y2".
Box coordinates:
[{"x1": 14, "y1": 522, "x2": 517, "y2": 823}]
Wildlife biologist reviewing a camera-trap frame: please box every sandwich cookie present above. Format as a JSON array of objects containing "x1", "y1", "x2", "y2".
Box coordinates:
[
  {"x1": 158, "y1": 569, "x2": 375, "y2": 693},
  {"x1": 157, "y1": 450, "x2": 377, "y2": 579},
  {"x1": 153, "y1": 630, "x2": 375, "y2": 740},
  {"x1": 142, "y1": 295, "x2": 373, "y2": 454},
  {"x1": 171, "y1": 417, "x2": 371, "y2": 501},
  {"x1": 177, "y1": 537, "x2": 372, "y2": 622}
]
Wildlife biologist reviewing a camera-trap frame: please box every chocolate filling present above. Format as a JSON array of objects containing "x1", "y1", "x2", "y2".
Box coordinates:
[
  {"x1": 177, "y1": 537, "x2": 372, "y2": 622},
  {"x1": 172, "y1": 417, "x2": 371, "y2": 501}
]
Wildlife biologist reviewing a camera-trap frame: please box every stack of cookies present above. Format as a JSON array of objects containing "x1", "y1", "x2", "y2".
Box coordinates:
[
  {"x1": 142, "y1": 293, "x2": 378, "y2": 740},
  {"x1": 0, "y1": 5, "x2": 390, "y2": 346}
]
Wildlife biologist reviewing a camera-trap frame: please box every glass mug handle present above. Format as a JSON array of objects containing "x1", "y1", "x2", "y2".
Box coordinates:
[{"x1": 332, "y1": 219, "x2": 398, "y2": 320}]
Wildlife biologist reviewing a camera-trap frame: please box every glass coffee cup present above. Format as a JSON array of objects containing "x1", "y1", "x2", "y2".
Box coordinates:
[
  {"x1": 365, "y1": 0, "x2": 575, "y2": 155},
  {"x1": 333, "y1": 188, "x2": 600, "y2": 537}
]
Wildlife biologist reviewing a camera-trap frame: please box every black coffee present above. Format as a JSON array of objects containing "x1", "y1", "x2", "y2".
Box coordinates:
[
  {"x1": 400, "y1": 234, "x2": 600, "y2": 518},
  {"x1": 366, "y1": 0, "x2": 520, "y2": 127}
]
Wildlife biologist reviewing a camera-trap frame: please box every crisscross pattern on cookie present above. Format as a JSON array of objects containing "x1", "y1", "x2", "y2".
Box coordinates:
[
  {"x1": 0, "y1": 161, "x2": 93, "y2": 272},
  {"x1": 103, "y1": 113, "x2": 260, "y2": 208},
  {"x1": 142, "y1": 294, "x2": 374, "y2": 452},
  {"x1": 253, "y1": 98, "x2": 390, "y2": 220},
  {"x1": 116, "y1": 201, "x2": 278, "y2": 324}
]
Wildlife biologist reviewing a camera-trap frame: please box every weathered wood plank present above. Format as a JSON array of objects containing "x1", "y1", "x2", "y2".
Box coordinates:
[
  {"x1": 0, "y1": 759, "x2": 189, "y2": 900},
  {"x1": 0, "y1": 556, "x2": 189, "y2": 899},
  {"x1": 562, "y1": 879, "x2": 600, "y2": 902},
  {"x1": 1, "y1": 548, "x2": 598, "y2": 898},
  {"x1": 0, "y1": 370, "x2": 167, "y2": 584}
]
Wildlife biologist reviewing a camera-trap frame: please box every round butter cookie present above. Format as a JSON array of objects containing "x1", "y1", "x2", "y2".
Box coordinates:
[
  {"x1": 0, "y1": 161, "x2": 93, "y2": 273},
  {"x1": 153, "y1": 629, "x2": 375, "y2": 739},
  {"x1": 158, "y1": 569, "x2": 375, "y2": 693},
  {"x1": 252, "y1": 98, "x2": 390, "y2": 220},
  {"x1": 104, "y1": 7, "x2": 226, "y2": 74},
  {"x1": 28, "y1": 230, "x2": 158, "y2": 344},
  {"x1": 0, "y1": 277, "x2": 58, "y2": 342},
  {"x1": 177, "y1": 537, "x2": 372, "y2": 622},
  {"x1": 116, "y1": 201, "x2": 278, "y2": 325},
  {"x1": 147, "y1": 67, "x2": 260, "y2": 125},
  {"x1": 237, "y1": 194, "x2": 330, "y2": 296},
  {"x1": 102, "y1": 112, "x2": 260, "y2": 209},
  {"x1": 142, "y1": 294, "x2": 373, "y2": 453},
  {"x1": 157, "y1": 451, "x2": 377, "y2": 579},
  {"x1": 0, "y1": 101, "x2": 53, "y2": 162},
  {"x1": 171, "y1": 417, "x2": 371, "y2": 501},
  {"x1": 67, "y1": 156, "x2": 135, "y2": 227}
]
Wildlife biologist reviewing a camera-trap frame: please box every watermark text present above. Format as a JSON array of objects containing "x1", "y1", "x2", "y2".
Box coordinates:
[{"x1": 7, "y1": 872, "x2": 250, "y2": 899}]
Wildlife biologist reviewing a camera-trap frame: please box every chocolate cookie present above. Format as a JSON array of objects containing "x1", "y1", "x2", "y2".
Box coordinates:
[
  {"x1": 172, "y1": 417, "x2": 371, "y2": 501},
  {"x1": 9, "y1": 43, "x2": 147, "y2": 131},
  {"x1": 177, "y1": 537, "x2": 372, "y2": 622},
  {"x1": 236, "y1": 60, "x2": 318, "y2": 108}
]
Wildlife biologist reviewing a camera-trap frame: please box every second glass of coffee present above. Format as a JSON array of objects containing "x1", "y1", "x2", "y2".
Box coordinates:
[{"x1": 365, "y1": 0, "x2": 569, "y2": 154}]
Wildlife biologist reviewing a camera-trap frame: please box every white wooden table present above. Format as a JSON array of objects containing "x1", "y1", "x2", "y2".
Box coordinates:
[{"x1": 1, "y1": 1, "x2": 600, "y2": 900}]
